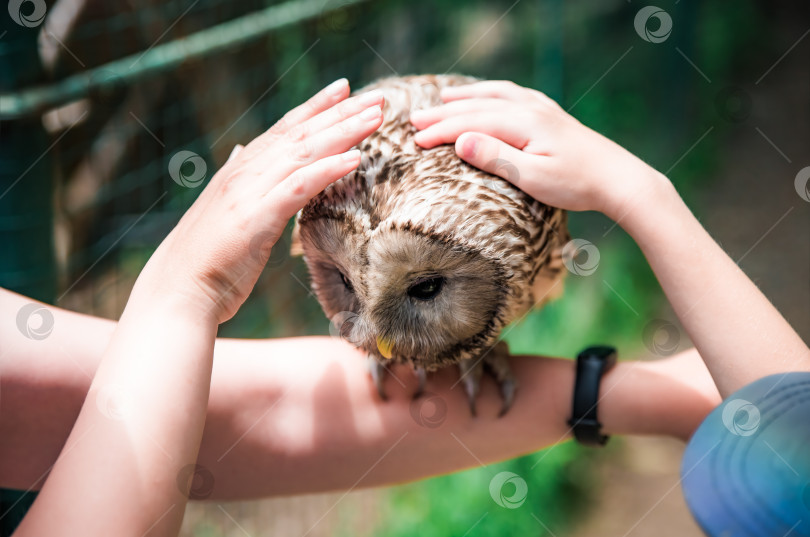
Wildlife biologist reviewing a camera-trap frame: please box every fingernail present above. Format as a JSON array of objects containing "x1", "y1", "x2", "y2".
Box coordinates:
[
  {"x1": 410, "y1": 109, "x2": 425, "y2": 120},
  {"x1": 227, "y1": 144, "x2": 243, "y2": 162},
  {"x1": 325, "y1": 78, "x2": 348, "y2": 96},
  {"x1": 342, "y1": 149, "x2": 361, "y2": 161},
  {"x1": 360, "y1": 105, "x2": 382, "y2": 121},
  {"x1": 460, "y1": 134, "x2": 478, "y2": 157},
  {"x1": 359, "y1": 89, "x2": 383, "y2": 106}
]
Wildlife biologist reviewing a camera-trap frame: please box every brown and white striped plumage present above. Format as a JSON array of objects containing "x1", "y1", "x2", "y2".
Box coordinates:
[{"x1": 292, "y1": 75, "x2": 568, "y2": 414}]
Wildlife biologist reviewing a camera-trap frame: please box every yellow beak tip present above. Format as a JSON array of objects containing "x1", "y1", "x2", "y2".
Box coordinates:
[{"x1": 376, "y1": 336, "x2": 394, "y2": 359}]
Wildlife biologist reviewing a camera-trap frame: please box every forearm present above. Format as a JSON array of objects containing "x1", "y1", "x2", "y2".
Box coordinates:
[
  {"x1": 616, "y1": 174, "x2": 810, "y2": 396},
  {"x1": 196, "y1": 341, "x2": 715, "y2": 499},
  {"x1": 1, "y1": 289, "x2": 718, "y2": 499},
  {"x1": 11, "y1": 282, "x2": 218, "y2": 536}
]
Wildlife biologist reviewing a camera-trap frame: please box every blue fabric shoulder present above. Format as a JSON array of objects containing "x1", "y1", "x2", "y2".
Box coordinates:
[{"x1": 682, "y1": 372, "x2": 810, "y2": 537}]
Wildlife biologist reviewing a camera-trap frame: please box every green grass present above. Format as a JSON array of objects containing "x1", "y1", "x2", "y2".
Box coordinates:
[{"x1": 369, "y1": 445, "x2": 594, "y2": 537}]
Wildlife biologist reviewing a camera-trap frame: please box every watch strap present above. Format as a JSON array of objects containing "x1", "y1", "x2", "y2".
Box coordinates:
[{"x1": 567, "y1": 345, "x2": 618, "y2": 446}]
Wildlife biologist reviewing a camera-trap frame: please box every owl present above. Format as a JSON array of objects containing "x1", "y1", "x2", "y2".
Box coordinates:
[{"x1": 291, "y1": 75, "x2": 568, "y2": 416}]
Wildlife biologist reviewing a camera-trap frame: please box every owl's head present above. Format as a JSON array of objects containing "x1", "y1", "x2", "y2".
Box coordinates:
[{"x1": 293, "y1": 216, "x2": 509, "y2": 369}]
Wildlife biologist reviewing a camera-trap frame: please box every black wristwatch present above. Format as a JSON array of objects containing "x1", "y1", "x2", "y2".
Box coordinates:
[{"x1": 567, "y1": 345, "x2": 618, "y2": 446}]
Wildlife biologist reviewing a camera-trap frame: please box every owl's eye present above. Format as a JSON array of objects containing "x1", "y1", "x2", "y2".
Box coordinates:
[
  {"x1": 407, "y1": 276, "x2": 445, "y2": 301},
  {"x1": 339, "y1": 271, "x2": 354, "y2": 292}
]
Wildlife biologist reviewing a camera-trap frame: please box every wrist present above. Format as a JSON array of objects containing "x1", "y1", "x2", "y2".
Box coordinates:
[
  {"x1": 599, "y1": 361, "x2": 675, "y2": 438},
  {"x1": 600, "y1": 359, "x2": 718, "y2": 441},
  {"x1": 126, "y1": 267, "x2": 221, "y2": 329},
  {"x1": 600, "y1": 155, "x2": 679, "y2": 229}
]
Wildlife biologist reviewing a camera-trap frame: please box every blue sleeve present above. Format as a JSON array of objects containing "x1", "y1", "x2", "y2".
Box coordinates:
[{"x1": 681, "y1": 372, "x2": 810, "y2": 537}]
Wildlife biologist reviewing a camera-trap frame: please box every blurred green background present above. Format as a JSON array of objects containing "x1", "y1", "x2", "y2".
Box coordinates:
[{"x1": 2, "y1": 0, "x2": 808, "y2": 535}]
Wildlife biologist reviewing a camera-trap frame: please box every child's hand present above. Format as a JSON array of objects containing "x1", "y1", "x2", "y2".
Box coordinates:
[
  {"x1": 137, "y1": 79, "x2": 384, "y2": 324},
  {"x1": 412, "y1": 80, "x2": 810, "y2": 400},
  {"x1": 410, "y1": 80, "x2": 668, "y2": 220}
]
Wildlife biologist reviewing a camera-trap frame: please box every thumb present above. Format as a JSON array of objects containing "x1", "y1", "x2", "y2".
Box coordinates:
[{"x1": 454, "y1": 132, "x2": 535, "y2": 188}]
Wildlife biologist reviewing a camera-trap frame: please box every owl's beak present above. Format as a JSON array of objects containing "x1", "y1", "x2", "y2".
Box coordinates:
[{"x1": 376, "y1": 335, "x2": 395, "y2": 359}]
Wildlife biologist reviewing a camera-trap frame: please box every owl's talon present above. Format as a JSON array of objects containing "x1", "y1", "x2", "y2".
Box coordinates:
[
  {"x1": 458, "y1": 357, "x2": 483, "y2": 417},
  {"x1": 458, "y1": 342, "x2": 516, "y2": 417},
  {"x1": 497, "y1": 378, "x2": 517, "y2": 417},
  {"x1": 464, "y1": 379, "x2": 479, "y2": 417},
  {"x1": 486, "y1": 341, "x2": 517, "y2": 417},
  {"x1": 368, "y1": 357, "x2": 388, "y2": 401},
  {"x1": 462, "y1": 375, "x2": 479, "y2": 416},
  {"x1": 413, "y1": 367, "x2": 427, "y2": 399}
]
